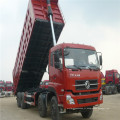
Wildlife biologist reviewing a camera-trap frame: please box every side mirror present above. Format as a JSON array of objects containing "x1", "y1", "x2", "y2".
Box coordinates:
[
  {"x1": 64, "y1": 49, "x2": 70, "y2": 56},
  {"x1": 99, "y1": 55, "x2": 102, "y2": 66}
]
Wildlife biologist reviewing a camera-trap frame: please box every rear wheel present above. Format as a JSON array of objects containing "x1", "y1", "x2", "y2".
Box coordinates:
[
  {"x1": 112, "y1": 86, "x2": 117, "y2": 94},
  {"x1": 51, "y1": 96, "x2": 60, "y2": 120},
  {"x1": 38, "y1": 94, "x2": 47, "y2": 117},
  {"x1": 105, "y1": 86, "x2": 112, "y2": 95},
  {"x1": 81, "y1": 106, "x2": 93, "y2": 118}
]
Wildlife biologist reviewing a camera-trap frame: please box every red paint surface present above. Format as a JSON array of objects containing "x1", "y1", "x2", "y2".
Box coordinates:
[{"x1": 41, "y1": 80, "x2": 49, "y2": 88}]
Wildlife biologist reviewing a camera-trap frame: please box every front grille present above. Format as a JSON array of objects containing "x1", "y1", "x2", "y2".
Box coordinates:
[
  {"x1": 8, "y1": 87, "x2": 12, "y2": 90},
  {"x1": 75, "y1": 79, "x2": 98, "y2": 90},
  {"x1": 73, "y1": 90, "x2": 99, "y2": 96},
  {"x1": 77, "y1": 97, "x2": 98, "y2": 104}
]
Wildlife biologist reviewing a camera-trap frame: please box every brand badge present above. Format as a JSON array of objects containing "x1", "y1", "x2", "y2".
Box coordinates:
[{"x1": 85, "y1": 81, "x2": 90, "y2": 89}]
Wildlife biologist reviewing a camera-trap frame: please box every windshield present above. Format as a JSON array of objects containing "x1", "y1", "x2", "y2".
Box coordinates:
[
  {"x1": 64, "y1": 48, "x2": 100, "y2": 70},
  {"x1": 6, "y1": 83, "x2": 12, "y2": 87},
  {"x1": 0, "y1": 84, "x2": 5, "y2": 87}
]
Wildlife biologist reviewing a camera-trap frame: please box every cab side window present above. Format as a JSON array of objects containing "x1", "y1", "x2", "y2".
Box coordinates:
[{"x1": 54, "y1": 49, "x2": 63, "y2": 69}]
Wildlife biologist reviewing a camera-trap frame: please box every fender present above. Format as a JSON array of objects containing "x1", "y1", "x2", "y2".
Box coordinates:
[{"x1": 48, "y1": 87, "x2": 61, "y2": 104}]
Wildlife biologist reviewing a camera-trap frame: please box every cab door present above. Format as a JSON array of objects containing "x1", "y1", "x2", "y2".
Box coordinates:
[{"x1": 49, "y1": 49, "x2": 64, "y2": 94}]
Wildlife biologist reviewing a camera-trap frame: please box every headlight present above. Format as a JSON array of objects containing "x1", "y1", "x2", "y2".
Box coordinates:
[
  {"x1": 66, "y1": 95, "x2": 75, "y2": 104},
  {"x1": 45, "y1": 82, "x2": 49, "y2": 85}
]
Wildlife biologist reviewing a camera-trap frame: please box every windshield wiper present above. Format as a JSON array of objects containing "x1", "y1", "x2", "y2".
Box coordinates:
[
  {"x1": 66, "y1": 65, "x2": 79, "y2": 70},
  {"x1": 86, "y1": 66, "x2": 92, "y2": 70},
  {"x1": 90, "y1": 66, "x2": 100, "y2": 71},
  {"x1": 79, "y1": 65, "x2": 92, "y2": 70},
  {"x1": 73, "y1": 65, "x2": 82, "y2": 70}
]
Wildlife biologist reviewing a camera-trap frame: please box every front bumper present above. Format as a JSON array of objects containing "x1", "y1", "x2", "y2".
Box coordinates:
[
  {"x1": 0, "y1": 91, "x2": 5, "y2": 98},
  {"x1": 62, "y1": 89, "x2": 103, "y2": 109},
  {"x1": 5, "y1": 91, "x2": 13, "y2": 96}
]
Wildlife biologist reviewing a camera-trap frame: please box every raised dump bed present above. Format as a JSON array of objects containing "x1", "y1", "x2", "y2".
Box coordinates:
[{"x1": 13, "y1": 0, "x2": 64, "y2": 94}]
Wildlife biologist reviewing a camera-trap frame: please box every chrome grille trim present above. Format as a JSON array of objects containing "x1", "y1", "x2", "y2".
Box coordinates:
[
  {"x1": 73, "y1": 83, "x2": 99, "y2": 87},
  {"x1": 75, "y1": 79, "x2": 98, "y2": 90}
]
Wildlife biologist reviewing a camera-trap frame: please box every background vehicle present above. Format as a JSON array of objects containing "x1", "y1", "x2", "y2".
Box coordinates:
[
  {"x1": 13, "y1": 0, "x2": 103, "y2": 120},
  {"x1": 0, "y1": 80, "x2": 5, "y2": 97},
  {"x1": 102, "y1": 70, "x2": 120, "y2": 94},
  {"x1": 101, "y1": 72, "x2": 106, "y2": 93},
  {"x1": 5, "y1": 81, "x2": 13, "y2": 96}
]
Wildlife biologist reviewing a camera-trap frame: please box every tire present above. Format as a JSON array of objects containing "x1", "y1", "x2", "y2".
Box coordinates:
[
  {"x1": 21, "y1": 92, "x2": 27, "y2": 109},
  {"x1": 17, "y1": 92, "x2": 21, "y2": 108},
  {"x1": 118, "y1": 89, "x2": 120, "y2": 93},
  {"x1": 38, "y1": 94, "x2": 47, "y2": 117},
  {"x1": 105, "y1": 86, "x2": 112, "y2": 95},
  {"x1": 102, "y1": 91, "x2": 105, "y2": 94},
  {"x1": 51, "y1": 96, "x2": 60, "y2": 120},
  {"x1": 81, "y1": 106, "x2": 93, "y2": 118},
  {"x1": 117, "y1": 86, "x2": 120, "y2": 93},
  {"x1": 112, "y1": 86, "x2": 117, "y2": 94}
]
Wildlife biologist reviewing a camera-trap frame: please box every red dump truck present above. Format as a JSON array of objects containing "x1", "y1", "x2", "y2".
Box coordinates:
[
  {"x1": 13, "y1": 0, "x2": 103, "y2": 119},
  {"x1": 102, "y1": 70, "x2": 120, "y2": 94}
]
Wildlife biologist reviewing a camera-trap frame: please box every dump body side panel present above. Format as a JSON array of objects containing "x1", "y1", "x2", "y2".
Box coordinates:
[{"x1": 13, "y1": 0, "x2": 64, "y2": 94}]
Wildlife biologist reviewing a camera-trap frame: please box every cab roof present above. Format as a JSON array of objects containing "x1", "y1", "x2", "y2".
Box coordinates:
[{"x1": 50, "y1": 43, "x2": 96, "y2": 52}]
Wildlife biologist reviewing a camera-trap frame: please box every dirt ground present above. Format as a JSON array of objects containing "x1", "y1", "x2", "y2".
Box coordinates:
[{"x1": 0, "y1": 94, "x2": 120, "y2": 120}]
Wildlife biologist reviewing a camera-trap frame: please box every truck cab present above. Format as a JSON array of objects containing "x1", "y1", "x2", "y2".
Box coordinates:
[
  {"x1": 105, "y1": 70, "x2": 120, "y2": 85},
  {"x1": 5, "y1": 81, "x2": 13, "y2": 91},
  {"x1": 48, "y1": 43, "x2": 103, "y2": 109},
  {"x1": 0, "y1": 80, "x2": 5, "y2": 91},
  {"x1": 0, "y1": 80, "x2": 5, "y2": 97},
  {"x1": 104, "y1": 70, "x2": 120, "y2": 94}
]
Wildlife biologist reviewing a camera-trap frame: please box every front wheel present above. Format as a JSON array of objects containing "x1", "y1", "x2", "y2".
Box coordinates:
[
  {"x1": 51, "y1": 96, "x2": 61, "y2": 120},
  {"x1": 81, "y1": 106, "x2": 93, "y2": 118}
]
